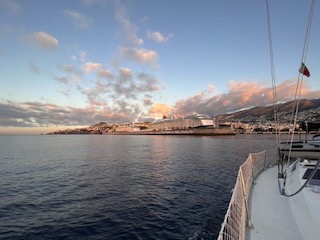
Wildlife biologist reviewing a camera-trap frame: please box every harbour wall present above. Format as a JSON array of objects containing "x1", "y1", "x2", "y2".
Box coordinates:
[{"x1": 103, "y1": 127, "x2": 235, "y2": 136}]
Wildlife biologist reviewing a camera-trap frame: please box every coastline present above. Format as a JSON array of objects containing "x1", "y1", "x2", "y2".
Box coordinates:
[{"x1": 102, "y1": 127, "x2": 235, "y2": 136}]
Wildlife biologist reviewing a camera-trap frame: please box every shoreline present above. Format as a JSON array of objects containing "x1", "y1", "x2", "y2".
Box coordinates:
[{"x1": 102, "y1": 127, "x2": 235, "y2": 136}]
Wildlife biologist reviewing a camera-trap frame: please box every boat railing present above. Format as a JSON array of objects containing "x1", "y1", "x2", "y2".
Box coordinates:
[{"x1": 217, "y1": 150, "x2": 273, "y2": 240}]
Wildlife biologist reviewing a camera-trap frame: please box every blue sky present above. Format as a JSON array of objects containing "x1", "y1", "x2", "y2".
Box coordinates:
[{"x1": 1, "y1": 0, "x2": 320, "y2": 134}]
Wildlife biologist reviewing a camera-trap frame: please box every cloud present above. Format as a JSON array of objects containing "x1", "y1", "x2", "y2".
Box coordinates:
[
  {"x1": 0, "y1": 0, "x2": 21, "y2": 15},
  {"x1": 115, "y1": 2, "x2": 143, "y2": 46},
  {"x1": 51, "y1": 64, "x2": 82, "y2": 86},
  {"x1": 173, "y1": 79, "x2": 320, "y2": 117},
  {"x1": 119, "y1": 47, "x2": 158, "y2": 67},
  {"x1": 98, "y1": 69, "x2": 114, "y2": 79},
  {"x1": 82, "y1": 61, "x2": 114, "y2": 79},
  {"x1": 28, "y1": 62, "x2": 41, "y2": 74},
  {"x1": 113, "y1": 3, "x2": 161, "y2": 68},
  {"x1": 0, "y1": 24, "x2": 12, "y2": 37},
  {"x1": 110, "y1": 68, "x2": 161, "y2": 100},
  {"x1": 64, "y1": 64, "x2": 75, "y2": 73},
  {"x1": 78, "y1": 84, "x2": 109, "y2": 107},
  {"x1": 136, "y1": 73, "x2": 161, "y2": 92},
  {"x1": 30, "y1": 32, "x2": 59, "y2": 51},
  {"x1": 118, "y1": 67, "x2": 133, "y2": 81},
  {"x1": 147, "y1": 30, "x2": 173, "y2": 43},
  {"x1": 207, "y1": 83, "x2": 216, "y2": 93},
  {"x1": 2, "y1": 75, "x2": 319, "y2": 130},
  {"x1": 82, "y1": 0, "x2": 109, "y2": 6},
  {"x1": 144, "y1": 98, "x2": 153, "y2": 106},
  {"x1": 62, "y1": 54, "x2": 85, "y2": 87},
  {"x1": 55, "y1": 61, "x2": 162, "y2": 120},
  {"x1": 77, "y1": 64, "x2": 161, "y2": 114},
  {"x1": 53, "y1": 76, "x2": 69, "y2": 84},
  {"x1": 64, "y1": 10, "x2": 93, "y2": 29},
  {"x1": 148, "y1": 103, "x2": 172, "y2": 118},
  {"x1": 83, "y1": 62, "x2": 103, "y2": 72},
  {"x1": 0, "y1": 100, "x2": 132, "y2": 128},
  {"x1": 79, "y1": 51, "x2": 87, "y2": 62}
]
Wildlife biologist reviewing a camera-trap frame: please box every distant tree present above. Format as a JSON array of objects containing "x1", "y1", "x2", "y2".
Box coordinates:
[
  {"x1": 254, "y1": 127, "x2": 264, "y2": 132},
  {"x1": 280, "y1": 128, "x2": 290, "y2": 132}
]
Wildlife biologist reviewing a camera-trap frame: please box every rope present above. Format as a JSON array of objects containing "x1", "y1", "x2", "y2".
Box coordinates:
[{"x1": 283, "y1": 159, "x2": 320, "y2": 197}]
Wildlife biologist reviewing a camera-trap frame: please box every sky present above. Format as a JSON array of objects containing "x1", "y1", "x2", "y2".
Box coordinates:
[{"x1": 1, "y1": 0, "x2": 320, "y2": 134}]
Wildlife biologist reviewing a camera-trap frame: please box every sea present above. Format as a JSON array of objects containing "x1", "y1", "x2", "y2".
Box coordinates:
[{"x1": 0, "y1": 134, "x2": 277, "y2": 240}]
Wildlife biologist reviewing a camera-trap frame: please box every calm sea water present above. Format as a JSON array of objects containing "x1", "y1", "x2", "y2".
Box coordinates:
[{"x1": 0, "y1": 134, "x2": 276, "y2": 240}]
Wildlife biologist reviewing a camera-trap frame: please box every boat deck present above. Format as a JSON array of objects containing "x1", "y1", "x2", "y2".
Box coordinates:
[{"x1": 247, "y1": 165, "x2": 303, "y2": 240}]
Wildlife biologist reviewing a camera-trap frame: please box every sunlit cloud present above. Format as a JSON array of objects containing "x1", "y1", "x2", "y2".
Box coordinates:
[
  {"x1": 115, "y1": 2, "x2": 143, "y2": 46},
  {"x1": 76, "y1": 64, "x2": 161, "y2": 113},
  {"x1": 119, "y1": 47, "x2": 158, "y2": 67},
  {"x1": 144, "y1": 98, "x2": 153, "y2": 106},
  {"x1": 30, "y1": 32, "x2": 59, "y2": 51},
  {"x1": 82, "y1": 61, "x2": 114, "y2": 79},
  {"x1": 207, "y1": 83, "x2": 216, "y2": 93},
  {"x1": 173, "y1": 79, "x2": 320, "y2": 117},
  {"x1": 0, "y1": 100, "x2": 132, "y2": 128},
  {"x1": 118, "y1": 67, "x2": 133, "y2": 82},
  {"x1": 173, "y1": 92, "x2": 210, "y2": 116},
  {"x1": 98, "y1": 69, "x2": 114, "y2": 79},
  {"x1": 147, "y1": 30, "x2": 173, "y2": 43},
  {"x1": 83, "y1": 61, "x2": 102, "y2": 72},
  {"x1": 2, "y1": 77, "x2": 319, "y2": 130},
  {"x1": 64, "y1": 10, "x2": 93, "y2": 29},
  {"x1": 148, "y1": 103, "x2": 172, "y2": 118}
]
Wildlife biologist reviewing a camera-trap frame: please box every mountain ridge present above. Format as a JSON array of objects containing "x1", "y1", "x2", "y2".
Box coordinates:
[{"x1": 216, "y1": 98, "x2": 320, "y2": 122}]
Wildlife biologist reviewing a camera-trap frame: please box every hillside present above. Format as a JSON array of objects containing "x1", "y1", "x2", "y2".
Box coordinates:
[{"x1": 216, "y1": 99, "x2": 320, "y2": 123}]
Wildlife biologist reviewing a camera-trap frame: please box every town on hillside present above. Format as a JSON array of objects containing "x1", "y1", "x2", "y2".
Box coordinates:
[
  {"x1": 47, "y1": 99, "x2": 320, "y2": 135},
  {"x1": 47, "y1": 113, "x2": 320, "y2": 135}
]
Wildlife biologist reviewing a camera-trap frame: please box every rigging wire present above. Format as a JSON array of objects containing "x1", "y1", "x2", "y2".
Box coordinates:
[
  {"x1": 265, "y1": 0, "x2": 280, "y2": 148},
  {"x1": 266, "y1": 0, "x2": 316, "y2": 195},
  {"x1": 286, "y1": 0, "x2": 315, "y2": 168},
  {"x1": 265, "y1": 0, "x2": 284, "y2": 190}
]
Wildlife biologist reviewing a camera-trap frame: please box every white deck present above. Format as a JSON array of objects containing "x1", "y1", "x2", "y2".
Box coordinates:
[{"x1": 247, "y1": 165, "x2": 303, "y2": 240}]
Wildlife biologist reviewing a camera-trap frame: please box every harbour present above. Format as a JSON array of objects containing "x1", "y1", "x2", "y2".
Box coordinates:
[
  {"x1": 48, "y1": 114, "x2": 236, "y2": 136},
  {"x1": 0, "y1": 134, "x2": 276, "y2": 240},
  {"x1": 102, "y1": 127, "x2": 235, "y2": 136}
]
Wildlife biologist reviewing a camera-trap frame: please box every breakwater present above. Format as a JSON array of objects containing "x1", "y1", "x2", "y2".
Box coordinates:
[{"x1": 103, "y1": 127, "x2": 235, "y2": 136}]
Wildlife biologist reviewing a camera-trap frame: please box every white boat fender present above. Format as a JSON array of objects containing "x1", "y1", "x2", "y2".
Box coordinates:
[{"x1": 300, "y1": 158, "x2": 311, "y2": 167}]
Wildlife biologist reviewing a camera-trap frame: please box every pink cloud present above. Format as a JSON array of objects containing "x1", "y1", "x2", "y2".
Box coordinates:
[
  {"x1": 173, "y1": 79, "x2": 320, "y2": 116},
  {"x1": 30, "y1": 32, "x2": 59, "y2": 51},
  {"x1": 119, "y1": 47, "x2": 158, "y2": 67}
]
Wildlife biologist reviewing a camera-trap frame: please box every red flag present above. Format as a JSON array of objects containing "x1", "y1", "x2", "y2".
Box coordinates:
[{"x1": 299, "y1": 62, "x2": 310, "y2": 77}]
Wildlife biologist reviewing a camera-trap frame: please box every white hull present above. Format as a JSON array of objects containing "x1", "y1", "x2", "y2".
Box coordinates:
[
  {"x1": 217, "y1": 152, "x2": 320, "y2": 240},
  {"x1": 279, "y1": 141, "x2": 320, "y2": 159},
  {"x1": 248, "y1": 160, "x2": 320, "y2": 240}
]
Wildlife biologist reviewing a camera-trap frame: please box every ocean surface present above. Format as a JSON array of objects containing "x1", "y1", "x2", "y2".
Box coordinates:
[{"x1": 0, "y1": 134, "x2": 277, "y2": 240}]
